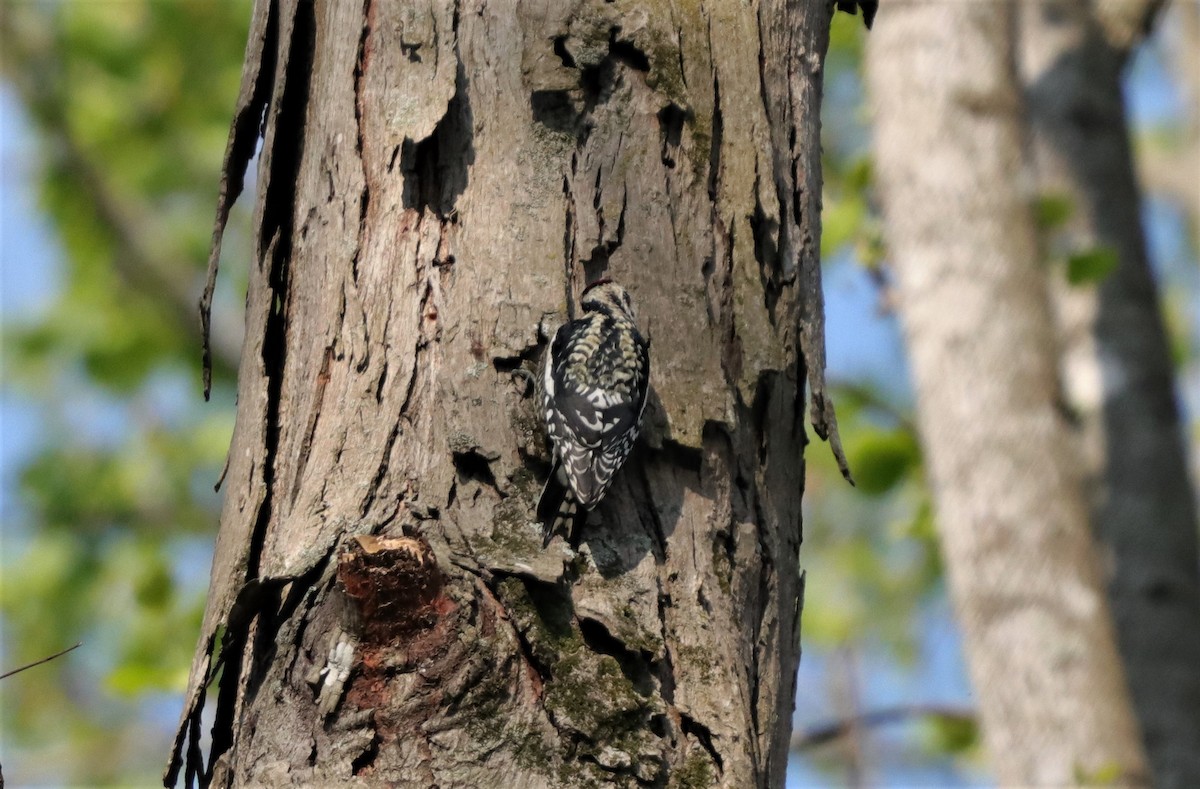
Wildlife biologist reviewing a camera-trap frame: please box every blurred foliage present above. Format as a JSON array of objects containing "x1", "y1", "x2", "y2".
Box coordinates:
[
  {"x1": 921, "y1": 712, "x2": 980, "y2": 757},
  {"x1": 804, "y1": 9, "x2": 1200, "y2": 786},
  {"x1": 802, "y1": 385, "x2": 940, "y2": 660},
  {"x1": 0, "y1": 1, "x2": 250, "y2": 784},
  {"x1": 1034, "y1": 192, "x2": 1076, "y2": 231},
  {"x1": 808, "y1": 12, "x2": 942, "y2": 663},
  {"x1": 1066, "y1": 246, "x2": 1121, "y2": 286},
  {"x1": 798, "y1": 12, "x2": 974, "y2": 782}
]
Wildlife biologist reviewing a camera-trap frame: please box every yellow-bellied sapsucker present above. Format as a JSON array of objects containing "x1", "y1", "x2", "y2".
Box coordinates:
[{"x1": 538, "y1": 280, "x2": 650, "y2": 545}]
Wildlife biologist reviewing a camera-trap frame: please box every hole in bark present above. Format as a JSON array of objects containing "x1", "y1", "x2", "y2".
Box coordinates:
[
  {"x1": 579, "y1": 61, "x2": 607, "y2": 102},
  {"x1": 400, "y1": 40, "x2": 422, "y2": 62},
  {"x1": 607, "y1": 30, "x2": 650, "y2": 72},
  {"x1": 553, "y1": 35, "x2": 576, "y2": 69},
  {"x1": 749, "y1": 193, "x2": 780, "y2": 317},
  {"x1": 452, "y1": 449, "x2": 499, "y2": 490},
  {"x1": 657, "y1": 103, "x2": 686, "y2": 168},
  {"x1": 374, "y1": 361, "x2": 388, "y2": 403},
  {"x1": 491, "y1": 340, "x2": 542, "y2": 375},
  {"x1": 531, "y1": 89, "x2": 585, "y2": 136},
  {"x1": 401, "y1": 61, "x2": 474, "y2": 217},
  {"x1": 578, "y1": 617, "x2": 655, "y2": 697},
  {"x1": 492, "y1": 355, "x2": 523, "y2": 373},
  {"x1": 338, "y1": 536, "x2": 448, "y2": 647},
  {"x1": 582, "y1": 244, "x2": 610, "y2": 285},
  {"x1": 350, "y1": 729, "x2": 380, "y2": 775}
]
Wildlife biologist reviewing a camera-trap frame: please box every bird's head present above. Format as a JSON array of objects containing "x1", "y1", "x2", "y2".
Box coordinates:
[{"x1": 580, "y1": 279, "x2": 637, "y2": 321}]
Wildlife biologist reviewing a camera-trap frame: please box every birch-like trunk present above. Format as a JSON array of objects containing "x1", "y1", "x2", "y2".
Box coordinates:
[
  {"x1": 866, "y1": 1, "x2": 1149, "y2": 784},
  {"x1": 167, "y1": 1, "x2": 845, "y2": 787},
  {"x1": 1020, "y1": 1, "x2": 1200, "y2": 784}
]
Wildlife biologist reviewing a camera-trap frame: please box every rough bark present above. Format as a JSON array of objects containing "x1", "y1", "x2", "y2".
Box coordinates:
[
  {"x1": 1019, "y1": 1, "x2": 1200, "y2": 785},
  {"x1": 168, "y1": 1, "x2": 844, "y2": 787},
  {"x1": 866, "y1": 1, "x2": 1150, "y2": 785}
]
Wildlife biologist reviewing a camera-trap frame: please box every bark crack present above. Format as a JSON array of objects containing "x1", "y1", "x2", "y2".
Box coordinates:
[
  {"x1": 199, "y1": 0, "x2": 279, "y2": 400},
  {"x1": 680, "y1": 712, "x2": 724, "y2": 775},
  {"x1": 350, "y1": 0, "x2": 374, "y2": 286},
  {"x1": 361, "y1": 422, "x2": 401, "y2": 518},
  {"x1": 290, "y1": 345, "x2": 334, "y2": 509},
  {"x1": 197, "y1": 1, "x2": 317, "y2": 782}
]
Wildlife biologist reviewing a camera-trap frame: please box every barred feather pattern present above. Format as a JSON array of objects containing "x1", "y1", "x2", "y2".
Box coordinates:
[{"x1": 538, "y1": 282, "x2": 650, "y2": 543}]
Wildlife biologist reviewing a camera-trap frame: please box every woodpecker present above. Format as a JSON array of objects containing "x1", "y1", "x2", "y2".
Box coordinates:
[{"x1": 538, "y1": 280, "x2": 650, "y2": 545}]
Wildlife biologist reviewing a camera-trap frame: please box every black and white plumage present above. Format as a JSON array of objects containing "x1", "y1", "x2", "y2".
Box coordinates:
[{"x1": 537, "y1": 280, "x2": 650, "y2": 545}]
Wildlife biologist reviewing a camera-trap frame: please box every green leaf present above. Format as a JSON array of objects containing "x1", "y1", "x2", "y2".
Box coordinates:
[
  {"x1": 923, "y1": 713, "x2": 979, "y2": 755},
  {"x1": 1033, "y1": 193, "x2": 1074, "y2": 230},
  {"x1": 845, "y1": 428, "x2": 920, "y2": 496},
  {"x1": 1066, "y1": 246, "x2": 1120, "y2": 285},
  {"x1": 822, "y1": 192, "x2": 866, "y2": 257}
]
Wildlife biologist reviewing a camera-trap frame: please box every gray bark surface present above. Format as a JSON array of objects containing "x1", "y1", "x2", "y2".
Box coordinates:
[
  {"x1": 866, "y1": 1, "x2": 1150, "y2": 785},
  {"x1": 168, "y1": 1, "x2": 844, "y2": 787},
  {"x1": 1020, "y1": 1, "x2": 1200, "y2": 785}
]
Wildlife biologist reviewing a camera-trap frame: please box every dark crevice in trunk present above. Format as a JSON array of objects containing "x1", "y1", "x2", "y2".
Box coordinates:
[
  {"x1": 373, "y1": 359, "x2": 388, "y2": 403},
  {"x1": 350, "y1": 0, "x2": 374, "y2": 285},
  {"x1": 749, "y1": 173, "x2": 781, "y2": 322},
  {"x1": 657, "y1": 103, "x2": 686, "y2": 168},
  {"x1": 361, "y1": 422, "x2": 400, "y2": 518},
  {"x1": 451, "y1": 449, "x2": 501, "y2": 493},
  {"x1": 203, "y1": 3, "x2": 316, "y2": 780},
  {"x1": 607, "y1": 30, "x2": 651, "y2": 73},
  {"x1": 402, "y1": 60, "x2": 474, "y2": 217},
  {"x1": 201, "y1": 0, "x2": 279, "y2": 400},
  {"x1": 553, "y1": 35, "x2": 577, "y2": 69},
  {"x1": 562, "y1": 173, "x2": 578, "y2": 319},
  {"x1": 254, "y1": 0, "x2": 314, "y2": 566},
  {"x1": 680, "y1": 712, "x2": 724, "y2": 774},
  {"x1": 290, "y1": 345, "x2": 334, "y2": 509},
  {"x1": 708, "y1": 67, "x2": 723, "y2": 202},
  {"x1": 350, "y1": 730, "x2": 380, "y2": 776},
  {"x1": 577, "y1": 616, "x2": 656, "y2": 697},
  {"x1": 653, "y1": 575, "x2": 676, "y2": 704}
]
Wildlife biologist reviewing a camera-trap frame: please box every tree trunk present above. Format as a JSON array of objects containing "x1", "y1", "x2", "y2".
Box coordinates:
[
  {"x1": 168, "y1": 1, "x2": 845, "y2": 787},
  {"x1": 1019, "y1": 1, "x2": 1200, "y2": 785},
  {"x1": 866, "y1": 1, "x2": 1150, "y2": 785}
]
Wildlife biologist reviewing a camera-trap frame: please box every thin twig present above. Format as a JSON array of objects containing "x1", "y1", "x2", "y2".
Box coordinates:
[
  {"x1": 0, "y1": 642, "x2": 82, "y2": 680},
  {"x1": 791, "y1": 703, "x2": 976, "y2": 751}
]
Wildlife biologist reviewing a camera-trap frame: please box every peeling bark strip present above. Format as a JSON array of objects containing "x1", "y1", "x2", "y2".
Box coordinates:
[
  {"x1": 199, "y1": 0, "x2": 277, "y2": 400},
  {"x1": 172, "y1": 1, "x2": 843, "y2": 786}
]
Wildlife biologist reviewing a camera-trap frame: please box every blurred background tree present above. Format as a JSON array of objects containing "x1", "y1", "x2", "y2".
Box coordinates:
[{"x1": 0, "y1": 1, "x2": 1195, "y2": 786}]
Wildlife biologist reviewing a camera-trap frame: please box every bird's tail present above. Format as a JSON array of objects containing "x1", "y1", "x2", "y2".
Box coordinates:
[{"x1": 537, "y1": 460, "x2": 579, "y2": 547}]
